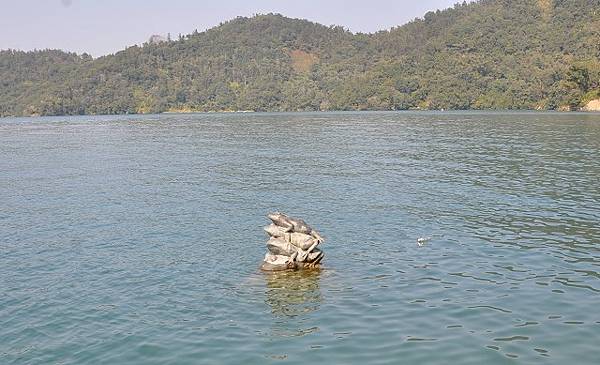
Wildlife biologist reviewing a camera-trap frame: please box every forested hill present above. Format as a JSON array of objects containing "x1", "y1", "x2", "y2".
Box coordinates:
[{"x1": 1, "y1": 0, "x2": 599, "y2": 117}]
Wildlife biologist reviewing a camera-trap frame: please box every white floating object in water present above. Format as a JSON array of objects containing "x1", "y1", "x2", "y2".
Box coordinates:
[{"x1": 417, "y1": 237, "x2": 431, "y2": 246}]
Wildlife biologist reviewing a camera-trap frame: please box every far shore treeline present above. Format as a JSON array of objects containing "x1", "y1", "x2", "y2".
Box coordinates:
[{"x1": 1, "y1": 0, "x2": 599, "y2": 117}]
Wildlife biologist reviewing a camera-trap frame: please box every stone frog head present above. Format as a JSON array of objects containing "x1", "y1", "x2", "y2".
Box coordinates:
[{"x1": 267, "y1": 212, "x2": 294, "y2": 231}]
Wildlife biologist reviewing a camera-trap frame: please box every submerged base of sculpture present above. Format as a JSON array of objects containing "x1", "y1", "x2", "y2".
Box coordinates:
[
  {"x1": 260, "y1": 252, "x2": 324, "y2": 272},
  {"x1": 260, "y1": 213, "x2": 324, "y2": 271}
]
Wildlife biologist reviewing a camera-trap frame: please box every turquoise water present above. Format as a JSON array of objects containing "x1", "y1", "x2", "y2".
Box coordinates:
[{"x1": 1, "y1": 111, "x2": 599, "y2": 364}]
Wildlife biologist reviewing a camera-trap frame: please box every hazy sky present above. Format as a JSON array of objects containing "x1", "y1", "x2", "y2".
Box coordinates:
[{"x1": 1, "y1": 0, "x2": 459, "y2": 56}]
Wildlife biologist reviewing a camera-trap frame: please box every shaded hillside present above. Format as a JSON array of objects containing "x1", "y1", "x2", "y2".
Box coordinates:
[{"x1": 1, "y1": 0, "x2": 599, "y2": 116}]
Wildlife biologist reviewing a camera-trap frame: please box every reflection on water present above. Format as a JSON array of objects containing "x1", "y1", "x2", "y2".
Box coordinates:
[{"x1": 263, "y1": 269, "x2": 323, "y2": 337}]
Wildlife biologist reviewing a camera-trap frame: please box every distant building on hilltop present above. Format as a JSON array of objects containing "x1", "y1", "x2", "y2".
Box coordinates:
[{"x1": 148, "y1": 34, "x2": 167, "y2": 44}]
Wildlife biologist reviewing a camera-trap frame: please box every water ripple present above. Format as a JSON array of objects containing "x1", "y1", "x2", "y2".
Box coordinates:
[{"x1": 1, "y1": 112, "x2": 599, "y2": 364}]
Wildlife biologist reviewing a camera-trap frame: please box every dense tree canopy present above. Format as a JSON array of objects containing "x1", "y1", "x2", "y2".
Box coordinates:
[{"x1": 1, "y1": 0, "x2": 598, "y2": 116}]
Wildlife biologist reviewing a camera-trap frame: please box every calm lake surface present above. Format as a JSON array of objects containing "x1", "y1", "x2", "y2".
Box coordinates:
[{"x1": 1, "y1": 111, "x2": 599, "y2": 364}]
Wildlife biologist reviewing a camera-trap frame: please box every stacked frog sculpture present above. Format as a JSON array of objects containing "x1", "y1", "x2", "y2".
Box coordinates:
[{"x1": 260, "y1": 213, "x2": 325, "y2": 271}]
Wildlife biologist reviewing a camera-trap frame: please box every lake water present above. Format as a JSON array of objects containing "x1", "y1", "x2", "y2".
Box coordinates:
[{"x1": 1, "y1": 111, "x2": 599, "y2": 364}]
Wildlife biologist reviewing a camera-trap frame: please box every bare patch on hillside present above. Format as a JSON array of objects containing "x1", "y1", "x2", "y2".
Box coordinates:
[
  {"x1": 582, "y1": 99, "x2": 600, "y2": 111},
  {"x1": 538, "y1": 0, "x2": 553, "y2": 20},
  {"x1": 289, "y1": 50, "x2": 319, "y2": 73}
]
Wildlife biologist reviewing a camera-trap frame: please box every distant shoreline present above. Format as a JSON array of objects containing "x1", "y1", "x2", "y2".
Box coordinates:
[{"x1": 2, "y1": 108, "x2": 599, "y2": 119}]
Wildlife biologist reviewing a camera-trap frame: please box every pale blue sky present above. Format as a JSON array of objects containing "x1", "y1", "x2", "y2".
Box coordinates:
[{"x1": 1, "y1": 0, "x2": 460, "y2": 56}]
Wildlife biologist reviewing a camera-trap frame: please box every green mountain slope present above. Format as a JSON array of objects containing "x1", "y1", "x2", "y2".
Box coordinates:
[{"x1": 1, "y1": 0, "x2": 598, "y2": 116}]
